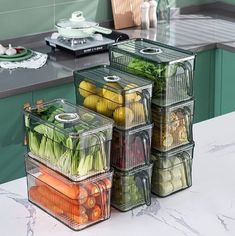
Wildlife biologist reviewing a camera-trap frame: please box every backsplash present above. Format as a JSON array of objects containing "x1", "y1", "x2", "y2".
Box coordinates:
[
  {"x1": 0, "y1": 0, "x2": 229, "y2": 40},
  {"x1": 0, "y1": 0, "x2": 113, "y2": 40}
]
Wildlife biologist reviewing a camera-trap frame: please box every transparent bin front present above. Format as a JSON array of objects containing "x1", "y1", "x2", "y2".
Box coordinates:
[
  {"x1": 151, "y1": 143, "x2": 194, "y2": 197},
  {"x1": 74, "y1": 65, "x2": 153, "y2": 130},
  {"x1": 25, "y1": 156, "x2": 113, "y2": 231},
  {"x1": 111, "y1": 164, "x2": 152, "y2": 211},
  {"x1": 111, "y1": 124, "x2": 153, "y2": 171},
  {"x1": 109, "y1": 38, "x2": 196, "y2": 106},
  {"x1": 152, "y1": 99, "x2": 194, "y2": 152},
  {"x1": 23, "y1": 99, "x2": 113, "y2": 181}
]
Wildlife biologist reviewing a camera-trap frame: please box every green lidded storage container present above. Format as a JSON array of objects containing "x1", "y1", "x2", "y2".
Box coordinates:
[
  {"x1": 111, "y1": 163, "x2": 152, "y2": 211},
  {"x1": 109, "y1": 38, "x2": 196, "y2": 107},
  {"x1": 151, "y1": 142, "x2": 194, "y2": 197},
  {"x1": 25, "y1": 155, "x2": 113, "y2": 231},
  {"x1": 23, "y1": 98, "x2": 113, "y2": 181},
  {"x1": 152, "y1": 99, "x2": 194, "y2": 152},
  {"x1": 74, "y1": 65, "x2": 153, "y2": 130}
]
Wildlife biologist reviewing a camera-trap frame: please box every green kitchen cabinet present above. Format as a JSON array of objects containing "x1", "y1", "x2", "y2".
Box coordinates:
[
  {"x1": 32, "y1": 82, "x2": 75, "y2": 104},
  {"x1": 214, "y1": 49, "x2": 235, "y2": 116},
  {"x1": 193, "y1": 49, "x2": 215, "y2": 123},
  {"x1": 0, "y1": 92, "x2": 32, "y2": 184}
]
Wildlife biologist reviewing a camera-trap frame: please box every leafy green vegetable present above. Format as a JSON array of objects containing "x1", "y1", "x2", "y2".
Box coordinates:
[
  {"x1": 127, "y1": 58, "x2": 178, "y2": 98},
  {"x1": 26, "y1": 104, "x2": 108, "y2": 178}
]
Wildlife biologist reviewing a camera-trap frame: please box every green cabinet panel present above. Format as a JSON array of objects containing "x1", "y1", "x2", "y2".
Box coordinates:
[
  {"x1": 217, "y1": 49, "x2": 235, "y2": 115},
  {"x1": 0, "y1": 92, "x2": 32, "y2": 183},
  {"x1": 193, "y1": 49, "x2": 215, "y2": 123},
  {"x1": 32, "y1": 83, "x2": 75, "y2": 104}
]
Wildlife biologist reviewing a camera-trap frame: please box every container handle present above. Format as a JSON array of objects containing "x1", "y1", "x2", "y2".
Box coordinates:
[
  {"x1": 139, "y1": 89, "x2": 151, "y2": 125},
  {"x1": 178, "y1": 61, "x2": 193, "y2": 96},
  {"x1": 55, "y1": 113, "x2": 80, "y2": 123},
  {"x1": 134, "y1": 130, "x2": 150, "y2": 165},
  {"x1": 140, "y1": 47, "x2": 163, "y2": 55},
  {"x1": 135, "y1": 171, "x2": 151, "y2": 206},
  {"x1": 179, "y1": 151, "x2": 192, "y2": 187},
  {"x1": 183, "y1": 106, "x2": 193, "y2": 142}
]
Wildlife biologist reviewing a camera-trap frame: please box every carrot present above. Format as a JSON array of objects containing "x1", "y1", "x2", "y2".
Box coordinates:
[
  {"x1": 102, "y1": 178, "x2": 112, "y2": 189},
  {"x1": 37, "y1": 185, "x2": 86, "y2": 216},
  {"x1": 37, "y1": 173, "x2": 88, "y2": 200},
  {"x1": 84, "y1": 182, "x2": 100, "y2": 197},
  {"x1": 95, "y1": 190, "x2": 108, "y2": 206},
  {"x1": 88, "y1": 205, "x2": 102, "y2": 221},
  {"x1": 83, "y1": 196, "x2": 96, "y2": 209},
  {"x1": 66, "y1": 212, "x2": 89, "y2": 225},
  {"x1": 29, "y1": 186, "x2": 64, "y2": 215}
]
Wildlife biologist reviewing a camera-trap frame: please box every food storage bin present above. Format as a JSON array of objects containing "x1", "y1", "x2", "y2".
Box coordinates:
[
  {"x1": 151, "y1": 142, "x2": 194, "y2": 197},
  {"x1": 25, "y1": 156, "x2": 113, "y2": 231},
  {"x1": 111, "y1": 124, "x2": 153, "y2": 171},
  {"x1": 74, "y1": 65, "x2": 153, "y2": 130},
  {"x1": 152, "y1": 99, "x2": 194, "y2": 152},
  {"x1": 109, "y1": 38, "x2": 196, "y2": 107},
  {"x1": 23, "y1": 99, "x2": 113, "y2": 181},
  {"x1": 111, "y1": 164, "x2": 152, "y2": 211}
]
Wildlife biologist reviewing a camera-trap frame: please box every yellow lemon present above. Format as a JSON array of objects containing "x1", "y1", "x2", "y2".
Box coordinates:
[
  {"x1": 102, "y1": 82, "x2": 124, "y2": 110},
  {"x1": 129, "y1": 102, "x2": 146, "y2": 123},
  {"x1": 83, "y1": 95, "x2": 100, "y2": 111},
  {"x1": 79, "y1": 81, "x2": 96, "y2": 97},
  {"x1": 113, "y1": 107, "x2": 134, "y2": 127},
  {"x1": 124, "y1": 83, "x2": 139, "y2": 103},
  {"x1": 96, "y1": 99, "x2": 113, "y2": 117}
]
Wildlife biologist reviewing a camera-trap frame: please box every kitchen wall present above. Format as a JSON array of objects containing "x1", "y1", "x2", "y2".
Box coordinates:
[
  {"x1": 0, "y1": 0, "x2": 113, "y2": 40},
  {"x1": 0, "y1": 0, "x2": 231, "y2": 40}
]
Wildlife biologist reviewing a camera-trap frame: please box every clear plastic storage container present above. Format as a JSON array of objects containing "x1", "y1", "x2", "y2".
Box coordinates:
[
  {"x1": 109, "y1": 38, "x2": 196, "y2": 106},
  {"x1": 74, "y1": 65, "x2": 153, "y2": 130},
  {"x1": 151, "y1": 143, "x2": 194, "y2": 197},
  {"x1": 111, "y1": 124, "x2": 153, "y2": 171},
  {"x1": 111, "y1": 164, "x2": 152, "y2": 211},
  {"x1": 23, "y1": 99, "x2": 113, "y2": 181},
  {"x1": 26, "y1": 156, "x2": 113, "y2": 231},
  {"x1": 152, "y1": 99, "x2": 194, "y2": 151}
]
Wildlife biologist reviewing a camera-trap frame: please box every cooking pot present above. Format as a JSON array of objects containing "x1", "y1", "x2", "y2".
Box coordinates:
[{"x1": 55, "y1": 11, "x2": 112, "y2": 38}]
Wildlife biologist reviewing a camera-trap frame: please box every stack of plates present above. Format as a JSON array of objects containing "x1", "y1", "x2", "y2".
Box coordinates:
[{"x1": 0, "y1": 47, "x2": 33, "y2": 62}]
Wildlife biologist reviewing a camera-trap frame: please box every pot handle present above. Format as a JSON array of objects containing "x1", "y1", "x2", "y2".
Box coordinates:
[{"x1": 92, "y1": 25, "x2": 112, "y2": 35}]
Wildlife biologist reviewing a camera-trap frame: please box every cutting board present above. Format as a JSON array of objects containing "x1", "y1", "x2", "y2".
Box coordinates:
[{"x1": 111, "y1": 0, "x2": 143, "y2": 30}]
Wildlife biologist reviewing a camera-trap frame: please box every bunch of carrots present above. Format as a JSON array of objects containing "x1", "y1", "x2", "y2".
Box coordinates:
[{"x1": 29, "y1": 169, "x2": 112, "y2": 226}]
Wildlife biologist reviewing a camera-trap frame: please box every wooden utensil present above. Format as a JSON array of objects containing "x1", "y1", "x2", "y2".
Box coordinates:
[{"x1": 111, "y1": 0, "x2": 143, "y2": 29}]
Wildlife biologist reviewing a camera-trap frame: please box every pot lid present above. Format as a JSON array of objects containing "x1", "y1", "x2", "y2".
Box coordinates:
[{"x1": 55, "y1": 11, "x2": 98, "y2": 29}]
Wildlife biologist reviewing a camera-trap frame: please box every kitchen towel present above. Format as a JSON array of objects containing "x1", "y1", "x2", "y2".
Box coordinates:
[{"x1": 0, "y1": 51, "x2": 48, "y2": 69}]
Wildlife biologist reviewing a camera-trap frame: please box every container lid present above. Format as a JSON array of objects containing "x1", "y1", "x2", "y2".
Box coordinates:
[
  {"x1": 24, "y1": 99, "x2": 114, "y2": 138},
  {"x1": 152, "y1": 142, "x2": 195, "y2": 159},
  {"x1": 55, "y1": 11, "x2": 98, "y2": 29},
  {"x1": 113, "y1": 123, "x2": 153, "y2": 135},
  {"x1": 110, "y1": 38, "x2": 196, "y2": 64},
  {"x1": 74, "y1": 65, "x2": 153, "y2": 94},
  {"x1": 113, "y1": 163, "x2": 153, "y2": 176},
  {"x1": 152, "y1": 98, "x2": 194, "y2": 123},
  {"x1": 26, "y1": 155, "x2": 113, "y2": 199}
]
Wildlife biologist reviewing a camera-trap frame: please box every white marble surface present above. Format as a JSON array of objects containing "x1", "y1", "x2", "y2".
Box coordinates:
[{"x1": 1, "y1": 112, "x2": 235, "y2": 236}]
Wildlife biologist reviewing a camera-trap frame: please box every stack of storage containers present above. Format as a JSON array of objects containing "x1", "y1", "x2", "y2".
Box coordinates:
[
  {"x1": 23, "y1": 99, "x2": 114, "y2": 230},
  {"x1": 108, "y1": 38, "x2": 196, "y2": 197},
  {"x1": 74, "y1": 65, "x2": 154, "y2": 211}
]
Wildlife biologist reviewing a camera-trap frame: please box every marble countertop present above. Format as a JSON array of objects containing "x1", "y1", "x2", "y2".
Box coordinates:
[
  {"x1": 1, "y1": 112, "x2": 235, "y2": 236},
  {"x1": 1, "y1": 11, "x2": 235, "y2": 99}
]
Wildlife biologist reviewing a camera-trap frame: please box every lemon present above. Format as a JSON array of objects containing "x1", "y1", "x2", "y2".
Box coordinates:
[
  {"x1": 83, "y1": 95, "x2": 100, "y2": 111},
  {"x1": 79, "y1": 81, "x2": 97, "y2": 97},
  {"x1": 96, "y1": 99, "x2": 113, "y2": 117},
  {"x1": 129, "y1": 102, "x2": 146, "y2": 123},
  {"x1": 102, "y1": 82, "x2": 122, "y2": 95},
  {"x1": 124, "y1": 83, "x2": 139, "y2": 103},
  {"x1": 113, "y1": 107, "x2": 134, "y2": 127}
]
